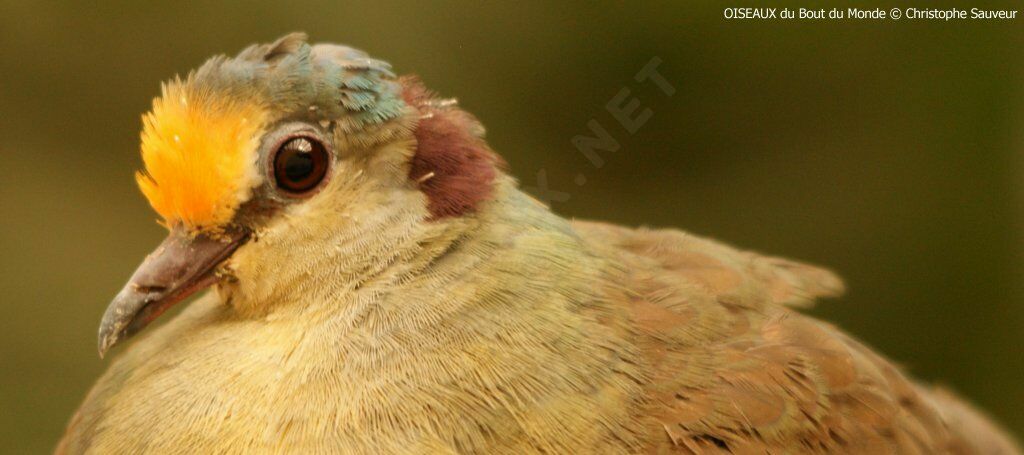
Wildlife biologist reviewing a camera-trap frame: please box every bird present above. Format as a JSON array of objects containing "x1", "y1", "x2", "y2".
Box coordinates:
[{"x1": 58, "y1": 33, "x2": 1020, "y2": 454}]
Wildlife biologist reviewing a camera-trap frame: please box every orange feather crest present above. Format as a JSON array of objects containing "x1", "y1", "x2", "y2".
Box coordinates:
[{"x1": 136, "y1": 81, "x2": 268, "y2": 231}]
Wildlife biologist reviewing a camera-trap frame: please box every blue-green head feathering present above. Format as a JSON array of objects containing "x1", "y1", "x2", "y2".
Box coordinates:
[{"x1": 185, "y1": 32, "x2": 407, "y2": 144}]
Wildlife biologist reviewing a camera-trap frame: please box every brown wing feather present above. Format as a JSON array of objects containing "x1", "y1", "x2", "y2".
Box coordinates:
[{"x1": 574, "y1": 220, "x2": 1020, "y2": 454}]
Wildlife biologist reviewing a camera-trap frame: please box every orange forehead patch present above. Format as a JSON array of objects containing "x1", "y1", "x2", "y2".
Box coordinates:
[{"x1": 136, "y1": 81, "x2": 268, "y2": 231}]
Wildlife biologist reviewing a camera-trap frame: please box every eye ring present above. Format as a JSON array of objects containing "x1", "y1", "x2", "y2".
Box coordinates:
[{"x1": 271, "y1": 135, "x2": 330, "y2": 195}]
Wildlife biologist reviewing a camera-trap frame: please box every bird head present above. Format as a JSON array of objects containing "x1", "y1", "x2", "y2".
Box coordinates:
[{"x1": 98, "y1": 33, "x2": 502, "y2": 356}]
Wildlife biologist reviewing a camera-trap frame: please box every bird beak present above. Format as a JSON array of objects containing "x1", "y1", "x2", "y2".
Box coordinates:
[{"x1": 97, "y1": 226, "x2": 249, "y2": 358}]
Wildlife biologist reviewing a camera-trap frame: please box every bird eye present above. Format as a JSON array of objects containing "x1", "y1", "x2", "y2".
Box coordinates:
[{"x1": 272, "y1": 136, "x2": 329, "y2": 194}]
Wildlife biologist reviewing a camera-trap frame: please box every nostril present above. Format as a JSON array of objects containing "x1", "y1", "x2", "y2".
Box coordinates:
[{"x1": 132, "y1": 284, "x2": 167, "y2": 295}]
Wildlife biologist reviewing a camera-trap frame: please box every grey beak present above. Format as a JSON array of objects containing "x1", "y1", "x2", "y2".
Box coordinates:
[{"x1": 98, "y1": 226, "x2": 249, "y2": 358}]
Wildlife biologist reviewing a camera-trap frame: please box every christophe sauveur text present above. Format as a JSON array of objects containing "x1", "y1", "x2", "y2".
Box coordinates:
[{"x1": 724, "y1": 7, "x2": 1018, "y2": 20}]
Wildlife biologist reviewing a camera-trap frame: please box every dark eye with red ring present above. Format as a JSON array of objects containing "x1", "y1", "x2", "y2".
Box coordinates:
[{"x1": 272, "y1": 136, "x2": 329, "y2": 194}]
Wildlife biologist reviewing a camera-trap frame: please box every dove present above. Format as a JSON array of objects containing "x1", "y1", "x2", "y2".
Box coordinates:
[{"x1": 58, "y1": 33, "x2": 1020, "y2": 454}]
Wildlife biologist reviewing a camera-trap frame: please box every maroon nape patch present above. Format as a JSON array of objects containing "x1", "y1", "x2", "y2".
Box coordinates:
[{"x1": 402, "y1": 76, "x2": 505, "y2": 220}]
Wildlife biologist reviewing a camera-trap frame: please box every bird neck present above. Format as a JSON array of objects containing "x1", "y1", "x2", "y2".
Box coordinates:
[
  {"x1": 223, "y1": 175, "x2": 629, "y2": 341},
  {"x1": 210, "y1": 176, "x2": 646, "y2": 449}
]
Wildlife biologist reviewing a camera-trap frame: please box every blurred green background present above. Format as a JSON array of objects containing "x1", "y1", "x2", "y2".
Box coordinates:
[{"x1": 1, "y1": 1, "x2": 1022, "y2": 451}]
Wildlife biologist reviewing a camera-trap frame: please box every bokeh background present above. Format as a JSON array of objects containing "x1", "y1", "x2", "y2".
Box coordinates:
[{"x1": 1, "y1": 1, "x2": 1022, "y2": 451}]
